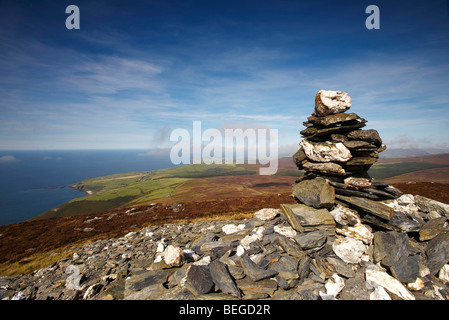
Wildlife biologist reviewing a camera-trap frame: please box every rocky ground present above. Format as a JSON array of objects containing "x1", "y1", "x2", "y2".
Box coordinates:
[{"x1": 1, "y1": 193, "x2": 449, "y2": 301}]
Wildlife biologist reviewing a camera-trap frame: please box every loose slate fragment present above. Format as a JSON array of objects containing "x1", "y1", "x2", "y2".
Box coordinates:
[
  {"x1": 239, "y1": 254, "x2": 278, "y2": 282},
  {"x1": 365, "y1": 267, "x2": 415, "y2": 300},
  {"x1": 186, "y1": 265, "x2": 214, "y2": 295},
  {"x1": 208, "y1": 260, "x2": 242, "y2": 298},
  {"x1": 419, "y1": 217, "x2": 448, "y2": 241},
  {"x1": 294, "y1": 230, "x2": 328, "y2": 250},
  {"x1": 390, "y1": 255, "x2": 420, "y2": 283},
  {"x1": 415, "y1": 195, "x2": 449, "y2": 217},
  {"x1": 373, "y1": 231, "x2": 409, "y2": 267},
  {"x1": 425, "y1": 231, "x2": 449, "y2": 276}
]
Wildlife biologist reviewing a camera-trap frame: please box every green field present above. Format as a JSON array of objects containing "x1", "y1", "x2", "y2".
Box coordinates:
[
  {"x1": 368, "y1": 162, "x2": 449, "y2": 179},
  {"x1": 32, "y1": 164, "x2": 257, "y2": 220}
]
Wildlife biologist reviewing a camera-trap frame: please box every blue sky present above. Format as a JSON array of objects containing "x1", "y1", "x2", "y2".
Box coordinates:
[{"x1": 1, "y1": 0, "x2": 449, "y2": 155}]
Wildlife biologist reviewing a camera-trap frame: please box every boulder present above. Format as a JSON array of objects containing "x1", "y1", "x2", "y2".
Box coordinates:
[
  {"x1": 332, "y1": 236, "x2": 369, "y2": 264},
  {"x1": 291, "y1": 177, "x2": 335, "y2": 209},
  {"x1": 162, "y1": 245, "x2": 185, "y2": 267},
  {"x1": 300, "y1": 139, "x2": 352, "y2": 163},
  {"x1": 373, "y1": 231, "x2": 409, "y2": 267},
  {"x1": 313, "y1": 89, "x2": 352, "y2": 116}
]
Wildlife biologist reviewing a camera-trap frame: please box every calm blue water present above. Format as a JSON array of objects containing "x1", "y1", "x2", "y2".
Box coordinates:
[{"x1": 0, "y1": 150, "x2": 174, "y2": 226}]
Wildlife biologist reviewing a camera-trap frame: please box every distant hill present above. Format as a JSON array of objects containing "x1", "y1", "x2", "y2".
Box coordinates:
[{"x1": 379, "y1": 148, "x2": 449, "y2": 158}]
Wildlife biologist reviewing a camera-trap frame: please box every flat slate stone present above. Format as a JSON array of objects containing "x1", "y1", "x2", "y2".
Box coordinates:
[
  {"x1": 391, "y1": 255, "x2": 420, "y2": 283},
  {"x1": 186, "y1": 265, "x2": 214, "y2": 295},
  {"x1": 236, "y1": 277, "x2": 278, "y2": 295},
  {"x1": 336, "y1": 194, "x2": 392, "y2": 221},
  {"x1": 306, "y1": 112, "x2": 360, "y2": 127},
  {"x1": 208, "y1": 260, "x2": 242, "y2": 298},
  {"x1": 294, "y1": 230, "x2": 328, "y2": 250},
  {"x1": 425, "y1": 231, "x2": 449, "y2": 276},
  {"x1": 415, "y1": 195, "x2": 449, "y2": 217},
  {"x1": 280, "y1": 203, "x2": 335, "y2": 232},
  {"x1": 292, "y1": 177, "x2": 335, "y2": 209},
  {"x1": 303, "y1": 161, "x2": 346, "y2": 176},
  {"x1": 373, "y1": 231, "x2": 409, "y2": 267},
  {"x1": 239, "y1": 254, "x2": 278, "y2": 282},
  {"x1": 419, "y1": 217, "x2": 448, "y2": 241}
]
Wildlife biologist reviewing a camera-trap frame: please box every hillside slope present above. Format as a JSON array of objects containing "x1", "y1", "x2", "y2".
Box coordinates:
[{"x1": 32, "y1": 154, "x2": 449, "y2": 221}]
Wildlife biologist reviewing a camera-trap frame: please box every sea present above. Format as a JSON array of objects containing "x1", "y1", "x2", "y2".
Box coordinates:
[{"x1": 0, "y1": 150, "x2": 174, "y2": 226}]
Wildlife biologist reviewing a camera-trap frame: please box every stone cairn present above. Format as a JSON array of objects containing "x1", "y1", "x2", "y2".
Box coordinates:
[{"x1": 292, "y1": 89, "x2": 402, "y2": 209}]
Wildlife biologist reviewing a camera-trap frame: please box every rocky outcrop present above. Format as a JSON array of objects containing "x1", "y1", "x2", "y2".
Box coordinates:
[{"x1": 1, "y1": 196, "x2": 449, "y2": 300}]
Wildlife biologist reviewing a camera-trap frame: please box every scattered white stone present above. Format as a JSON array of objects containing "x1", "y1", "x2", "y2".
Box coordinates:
[
  {"x1": 236, "y1": 245, "x2": 245, "y2": 256},
  {"x1": 65, "y1": 265, "x2": 81, "y2": 290},
  {"x1": 83, "y1": 284, "x2": 102, "y2": 300},
  {"x1": 329, "y1": 205, "x2": 361, "y2": 226},
  {"x1": 253, "y1": 226, "x2": 265, "y2": 240},
  {"x1": 193, "y1": 255, "x2": 212, "y2": 266},
  {"x1": 124, "y1": 232, "x2": 135, "y2": 238},
  {"x1": 332, "y1": 236, "x2": 369, "y2": 264},
  {"x1": 254, "y1": 208, "x2": 279, "y2": 221},
  {"x1": 274, "y1": 225, "x2": 297, "y2": 238},
  {"x1": 11, "y1": 291, "x2": 26, "y2": 300},
  {"x1": 420, "y1": 265, "x2": 431, "y2": 278},
  {"x1": 393, "y1": 194, "x2": 420, "y2": 215},
  {"x1": 240, "y1": 234, "x2": 259, "y2": 250},
  {"x1": 336, "y1": 223, "x2": 373, "y2": 245},
  {"x1": 84, "y1": 216, "x2": 102, "y2": 223},
  {"x1": 153, "y1": 253, "x2": 163, "y2": 263},
  {"x1": 439, "y1": 264, "x2": 449, "y2": 282},
  {"x1": 397, "y1": 194, "x2": 415, "y2": 205},
  {"x1": 222, "y1": 223, "x2": 245, "y2": 235},
  {"x1": 156, "y1": 238, "x2": 167, "y2": 253},
  {"x1": 145, "y1": 230, "x2": 154, "y2": 237},
  {"x1": 250, "y1": 253, "x2": 265, "y2": 264},
  {"x1": 428, "y1": 210, "x2": 442, "y2": 220},
  {"x1": 319, "y1": 292, "x2": 337, "y2": 300},
  {"x1": 72, "y1": 252, "x2": 80, "y2": 261},
  {"x1": 370, "y1": 286, "x2": 391, "y2": 300},
  {"x1": 325, "y1": 274, "x2": 345, "y2": 298},
  {"x1": 365, "y1": 267, "x2": 415, "y2": 300},
  {"x1": 408, "y1": 277, "x2": 425, "y2": 291},
  {"x1": 163, "y1": 245, "x2": 185, "y2": 267}
]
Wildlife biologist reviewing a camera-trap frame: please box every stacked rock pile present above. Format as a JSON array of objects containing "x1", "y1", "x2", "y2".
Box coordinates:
[
  {"x1": 293, "y1": 89, "x2": 402, "y2": 207},
  {"x1": 1, "y1": 198, "x2": 449, "y2": 301}
]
